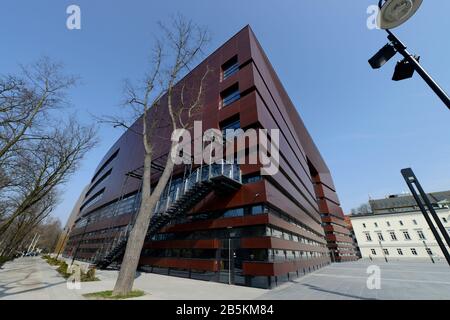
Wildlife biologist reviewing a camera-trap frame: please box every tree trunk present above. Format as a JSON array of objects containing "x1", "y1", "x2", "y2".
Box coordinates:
[{"x1": 112, "y1": 151, "x2": 174, "y2": 296}]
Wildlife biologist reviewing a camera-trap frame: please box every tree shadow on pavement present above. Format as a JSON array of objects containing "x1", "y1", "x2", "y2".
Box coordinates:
[
  {"x1": 0, "y1": 279, "x2": 67, "y2": 299},
  {"x1": 301, "y1": 283, "x2": 376, "y2": 300}
]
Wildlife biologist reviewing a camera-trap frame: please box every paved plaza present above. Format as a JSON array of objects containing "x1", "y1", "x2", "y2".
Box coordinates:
[{"x1": 1, "y1": 257, "x2": 449, "y2": 300}]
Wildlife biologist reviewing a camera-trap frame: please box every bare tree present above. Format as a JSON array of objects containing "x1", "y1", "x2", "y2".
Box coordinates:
[
  {"x1": 0, "y1": 191, "x2": 57, "y2": 257},
  {"x1": 103, "y1": 16, "x2": 211, "y2": 296},
  {"x1": 0, "y1": 57, "x2": 76, "y2": 162},
  {"x1": 350, "y1": 203, "x2": 372, "y2": 215},
  {"x1": 0, "y1": 119, "x2": 97, "y2": 236},
  {"x1": 0, "y1": 58, "x2": 97, "y2": 260}
]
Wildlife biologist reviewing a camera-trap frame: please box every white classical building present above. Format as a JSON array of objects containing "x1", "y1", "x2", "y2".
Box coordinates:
[{"x1": 350, "y1": 192, "x2": 450, "y2": 261}]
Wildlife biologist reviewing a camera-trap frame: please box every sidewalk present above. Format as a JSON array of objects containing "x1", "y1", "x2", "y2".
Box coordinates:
[
  {"x1": 0, "y1": 257, "x2": 81, "y2": 300},
  {"x1": 0, "y1": 256, "x2": 267, "y2": 300}
]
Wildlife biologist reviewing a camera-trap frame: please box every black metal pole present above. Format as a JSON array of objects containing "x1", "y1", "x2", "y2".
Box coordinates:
[
  {"x1": 387, "y1": 30, "x2": 450, "y2": 110},
  {"x1": 401, "y1": 168, "x2": 450, "y2": 266},
  {"x1": 403, "y1": 168, "x2": 450, "y2": 248},
  {"x1": 423, "y1": 240, "x2": 435, "y2": 264},
  {"x1": 379, "y1": 240, "x2": 388, "y2": 263}
]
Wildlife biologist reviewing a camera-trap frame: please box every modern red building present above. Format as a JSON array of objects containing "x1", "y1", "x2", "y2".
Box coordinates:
[{"x1": 64, "y1": 26, "x2": 357, "y2": 288}]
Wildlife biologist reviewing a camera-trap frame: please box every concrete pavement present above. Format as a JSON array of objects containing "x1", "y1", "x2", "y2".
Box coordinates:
[
  {"x1": 0, "y1": 257, "x2": 266, "y2": 300},
  {"x1": 260, "y1": 260, "x2": 450, "y2": 300},
  {"x1": 0, "y1": 256, "x2": 80, "y2": 300},
  {"x1": 1, "y1": 257, "x2": 450, "y2": 300}
]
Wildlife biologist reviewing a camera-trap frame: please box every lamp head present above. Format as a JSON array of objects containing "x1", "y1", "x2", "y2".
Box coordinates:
[{"x1": 378, "y1": 0, "x2": 423, "y2": 29}]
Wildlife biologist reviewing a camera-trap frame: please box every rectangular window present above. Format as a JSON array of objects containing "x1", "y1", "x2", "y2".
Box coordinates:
[
  {"x1": 271, "y1": 228, "x2": 283, "y2": 239},
  {"x1": 383, "y1": 249, "x2": 389, "y2": 255},
  {"x1": 371, "y1": 249, "x2": 377, "y2": 255},
  {"x1": 374, "y1": 222, "x2": 378, "y2": 227},
  {"x1": 413, "y1": 219, "x2": 418, "y2": 225},
  {"x1": 411, "y1": 248, "x2": 418, "y2": 256},
  {"x1": 222, "y1": 56, "x2": 239, "y2": 80},
  {"x1": 390, "y1": 231, "x2": 397, "y2": 241},
  {"x1": 403, "y1": 231, "x2": 411, "y2": 240},
  {"x1": 362, "y1": 223, "x2": 366, "y2": 228},
  {"x1": 397, "y1": 248, "x2": 403, "y2": 255},
  {"x1": 242, "y1": 174, "x2": 262, "y2": 184},
  {"x1": 426, "y1": 248, "x2": 433, "y2": 255},
  {"x1": 399, "y1": 220, "x2": 404, "y2": 226},
  {"x1": 221, "y1": 84, "x2": 240, "y2": 107},
  {"x1": 417, "y1": 230, "x2": 426, "y2": 240},
  {"x1": 85, "y1": 169, "x2": 112, "y2": 198},
  {"x1": 220, "y1": 118, "x2": 241, "y2": 140},
  {"x1": 377, "y1": 232, "x2": 384, "y2": 241},
  {"x1": 365, "y1": 233, "x2": 372, "y2": 241},
  {"x1": 91, "y1": 149, "x2": 119, "y2": 183},
  {"x1": 79, "y1": 189, "x2": 105, "y2": 213},
  {"x1": 249, "y1": 205, "x2": 265, "y2": 215},
  {"x1": 443, "y1": 217, "x2": 448, "y2": 223},
  {"x1": 223, "y1": 207, "x2": 244, "y2": 218},
  {"x1": 386, "y1": 221, "x2": 391, "y2": 227}
]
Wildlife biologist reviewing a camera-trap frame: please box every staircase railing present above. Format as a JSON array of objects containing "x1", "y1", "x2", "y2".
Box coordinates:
[
  {"x1": 153, "y1": 161, "x2": 241, "y2": 215},
  {"x1": 95, "y1": 161, "x2": 241, "y2": 268}
]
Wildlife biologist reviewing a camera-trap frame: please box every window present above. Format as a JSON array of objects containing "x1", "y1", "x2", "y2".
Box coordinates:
[
  {"x1": 417, "y1": 230, "x2": 426, "y2": 240},
  {"x1": 443, "y1": 217, "x2": 448, "y2": 223},
  {"x1": 221, "y1": 118, "x2": 241, "y2": 140},
  {"x1": 271, "y1": 229, "x2": 283, "y2": 239},
  {"x1": 242, "y1": 174, "x2": 262, "y2": 184},
  {"x1": 397, "y1": 248, "x2": 403, "y2": 255},
  {"x1": 79, "y1": 189, "x2": 105, "y2": 213},
  {"x1": 426, "y1": 248, "x2": 433, "y2": 255},
  {"x1": 374, "y1": 222, "x2": 378, "y2": 227},
  {"x1": 390, "y1": 231, "x2": 398, "y2": 241},
  {"x1": 411, "y1": 248, "x2": 418, "y2": 256},
  {"x1": 413, "y1": 219, "x2": 418, "y2": 225},
  {"x1": 249, "y1": 205, "x2": 266, "y2": 215},
  {"x1": 85, "y1": 169, "x2": 112, "y2": 198},
  {"x1": 91, "y1": 149, "x2": 119, "y2": 183},
  {"x1": 403, "y1": 231, "x2": 411, "y2": 240},
  {"x1": 221, "y1": 84, "x2": 240, "y2": 107},
  {"x1": 223, "y1": 207, "x2": 244, "y2": 218},
  {"x1": 377, "y1": 232, "x2": 384, "y2": 241},
  {"x1": 386, "y1": 221, "x2": 391, "y2": 227},
  {"x1": 383, "y1": 249, "x2": 389, "y2": 255},
  {"x1": 399, "y1": 220, "x2": 404, "y2": 226},
  {"x1": 221, "y1": 56, "x2": 239, "y2": 80},
  {"x1": 371, "y1": 249, "x2": 377, "y2": 255},
  {"x1": 365, "y1": 233, "x2": 372, "y2": 242},
  {"x1": 362, "y1": 223, "x2": 366, "y2": 228}
]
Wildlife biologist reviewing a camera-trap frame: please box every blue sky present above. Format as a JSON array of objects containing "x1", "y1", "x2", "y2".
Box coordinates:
[{"x1": 1, "y1": 1, "x2": 449, "y2": 224}]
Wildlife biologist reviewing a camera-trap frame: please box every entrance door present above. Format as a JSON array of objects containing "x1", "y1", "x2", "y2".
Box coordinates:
[{"x1": 218, "y1": 238, "x2": 244, "y2": 285}]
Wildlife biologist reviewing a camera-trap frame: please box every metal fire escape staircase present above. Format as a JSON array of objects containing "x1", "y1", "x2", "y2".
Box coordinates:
[{"x1": 95, "y1": 161, "x2": 241, "y2": 269}]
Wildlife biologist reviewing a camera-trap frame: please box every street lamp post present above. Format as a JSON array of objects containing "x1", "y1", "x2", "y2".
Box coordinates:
[{"x1": 369, "y1": 0, "x2": 450, "y2": 110}]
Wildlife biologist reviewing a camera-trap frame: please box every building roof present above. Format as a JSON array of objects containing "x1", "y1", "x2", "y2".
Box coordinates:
[{"x1": 369, "y1": 190, "x2": 450, "y2": 213}]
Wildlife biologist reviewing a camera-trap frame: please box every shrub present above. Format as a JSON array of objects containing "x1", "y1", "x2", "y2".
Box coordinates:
[
  {"x1": 42, "y1": 255, "x2": 61, "y2": 266},
  {"x1": 0, "y1": 256, "x2": 12, "y2": 267},
  {"x1": 81, "y1": 268, "x2": 98, "y2": 282},
  {"x1": 56, "y1": 261, "x2": 71, "y2": 278},
  {"x1": 42, "y1": 255, "x2": 99, "y2": 281}
]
